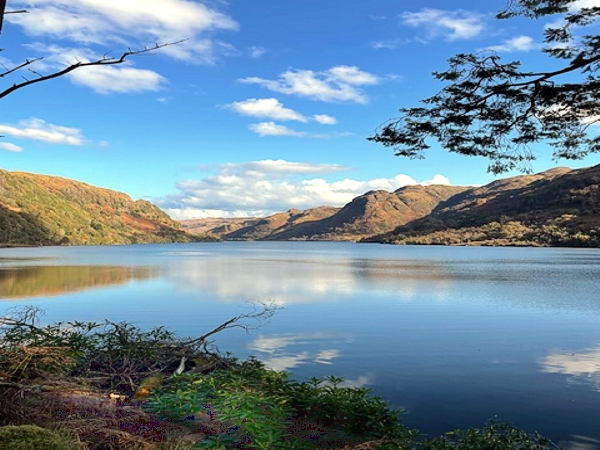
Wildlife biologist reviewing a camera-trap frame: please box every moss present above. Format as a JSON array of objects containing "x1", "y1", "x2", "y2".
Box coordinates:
[{"x1": 0, "y1": 425, "x2": 78, "y2": 450}]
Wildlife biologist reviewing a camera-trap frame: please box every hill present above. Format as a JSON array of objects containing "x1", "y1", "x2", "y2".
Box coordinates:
[
  {"x1": 0, "y1": 169, "x2": 211, "y2": 246},
  {"x1": 182, "y1": 165, "x2": 600, "y2": 246},
  {"x1": 365, "y1": 165, "x2": 600, "y2": 247},
  {"x1": 182, "y1": 185, "x2": 466, "y2": 241}
]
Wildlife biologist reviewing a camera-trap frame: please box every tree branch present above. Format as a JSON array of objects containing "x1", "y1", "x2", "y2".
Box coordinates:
[
  {"x1": 183, "y1": 302, "x2": 279, "y2": 347},
  {"x1": 0, "y1": 57, "x2": 43, "y2": 79},
  {"x1": 0, "y1": 40, "x2": 186, "y2": 100}
]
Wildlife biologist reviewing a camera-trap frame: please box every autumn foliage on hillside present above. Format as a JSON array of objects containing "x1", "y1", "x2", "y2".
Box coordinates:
[{"x1": 0, "y1": 169, "x2": 212, "y2": 246}]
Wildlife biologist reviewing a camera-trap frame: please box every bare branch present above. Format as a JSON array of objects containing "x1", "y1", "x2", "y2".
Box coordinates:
[
  {"x1": 0, "y1": 40, "x2": 186, "y2": 100},
  {"x1": 0, "y1": 57, "x2": 43, "y2": 79},
  {"x1": 183, "y1": 301, "x2": 280, "y2": 347}
]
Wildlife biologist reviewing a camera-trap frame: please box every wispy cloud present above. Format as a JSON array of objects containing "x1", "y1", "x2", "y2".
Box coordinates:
[
  {"x1": 4, "y1": 0, "x2": 237, "y2": 95},
  {"x1": 15, "y1": 43, "x2": 167, "y2": 95},
  {"x1": 239, "y1": 65, "x2": 380, "y2": 103},
  {"x1": 155, "y1": 159, "x2": 451, "y2": 218},
  {"x1": 401, "y1": 8, "x2": 487, "y2": 41},
  {"x1": 484, "y1": 35, "x2": 538, "y2": 52},
  {"x1": 0, "y1": 142, "x2": 23, "y2": 152},
  {"x1": 371, "y1": 38, "x2": 406, "y2": 49},
  {"x1": 571, "y1": 0, "x2": 600, "y2": 9},
  {"x1": 7, "y1": 0, "x2": 238, "y2": 64},
  {"x1": 248, "y1": 46, "x2": 267, "y2": 58},
  {"x1": 249, "y1": 122, "x2": 306, "y2": 137},
  {"x1": 0, "y1": 118, "x2": 85, "y2": 145}
]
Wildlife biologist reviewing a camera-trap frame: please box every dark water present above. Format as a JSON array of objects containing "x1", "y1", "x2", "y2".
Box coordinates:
[{"x1": 1, "y1": 242, "x2": 599, "y2": 448}]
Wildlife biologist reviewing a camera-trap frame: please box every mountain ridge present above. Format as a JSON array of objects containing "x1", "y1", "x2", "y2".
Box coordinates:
[
  {"x1": 2, "y1": 165, "x2": 599, "y2": 247},
  {"x1": 183, "y1": 165, "x2": 600, "y2": 247}
]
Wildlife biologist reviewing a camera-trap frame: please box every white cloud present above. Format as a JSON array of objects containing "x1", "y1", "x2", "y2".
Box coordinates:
[
  {"x1": 572, "y1": 0, "x2": 600, "y2": 9},
  {"x1": 249, "y1": 122, "x2": 306, "y2": 137},
  {"x1": 239, "y1": 160, "x2": 347, "y2": 174},
  {"x1": 69, "y1": 65, "x2": 166, "y2": 94},
  {"x1": 371, "y1": 39, "x2": 405, "y2": 49},
  {"x1": 0, "y1": 142, "x2": 23, "y2": 152},
  {"x1": 485, "y1": 35, "x2": 537, "y2": 52},
  {"x1": 227, "y1": 99, "x2": 339, "y2": 131},
  {"x1": 239, "y1": 65, "x2": 380, "y2": 103},
  {"x1": 313, "y1": 114, "x2": 337, "y2": 125},
  {"x1": 227, "y1": 98, "x2": 308, "y2": 122},
  {"x1": 401, "y1": 8, "x2": 486, "y2": 41},
  {"x1": 7, "y1": 0, "x2": 238, "y2": 64},
  {"x1": 421, "y1": 174, "x2": 451, "y2": 186},
  {"x1": 0, "y1": 118, "x2": 84, "y2": 145},
  {"x1": 16, "y1": 43, "x2": 167, "y2": 95},
  {"x1": 155, "y1": 159, "x2": 452, "y2": 218},
  {"x1": 248, "y1": 46, "x2": 267, "y2": 58}
]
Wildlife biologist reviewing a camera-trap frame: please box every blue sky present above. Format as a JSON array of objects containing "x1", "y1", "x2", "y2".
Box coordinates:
[{"x1": 2, "y1": 0, "x2": 599, "y2": 218}]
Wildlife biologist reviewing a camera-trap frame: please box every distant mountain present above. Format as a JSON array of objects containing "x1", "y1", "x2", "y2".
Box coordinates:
[
  {"x1": 182, "y1": 185, "x2": 466, "y2": 241},
  {"x1": 0, "y1": 169, "x2": 211, "y2": 246},
  {"x1": 182, "y1": 165, "x2": 600, "y2": 247},
  {"x1": 212, "y1": 207, "x2": 341, "y2": 241},
  {"x1": 365, "y1": 165, "x2": 600, "y2": 247},
  {"x1": 180, "y1": 217, "x2": 255, "y2": 236}
]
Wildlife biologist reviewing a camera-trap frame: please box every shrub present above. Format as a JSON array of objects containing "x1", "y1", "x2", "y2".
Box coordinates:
[{"x1": 145, "y1": 357, "x2": 416, "y2": 449}]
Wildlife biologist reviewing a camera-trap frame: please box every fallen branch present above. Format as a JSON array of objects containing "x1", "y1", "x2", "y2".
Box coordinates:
[{"x1": 183, "y1": 301, "x2": 280, "y2": 347}]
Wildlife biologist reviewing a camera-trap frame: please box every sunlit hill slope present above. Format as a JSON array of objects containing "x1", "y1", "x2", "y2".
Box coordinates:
[{"x1": 0, "y1": 169, "x2": 209, "y2": 246}]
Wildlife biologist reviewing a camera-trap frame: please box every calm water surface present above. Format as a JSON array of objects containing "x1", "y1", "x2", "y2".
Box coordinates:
[{"x1": 1, "y1": 242, "x2": 600, "y2": 448}]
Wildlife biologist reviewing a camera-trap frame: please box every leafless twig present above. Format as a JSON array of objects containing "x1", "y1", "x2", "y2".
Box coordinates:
[{"x1": 0, "y1": 40, "x2": 186, "y2": 100}]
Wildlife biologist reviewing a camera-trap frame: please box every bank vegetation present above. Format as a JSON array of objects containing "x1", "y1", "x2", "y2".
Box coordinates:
[{"x1": 0, "y1": 306, "x2": 558, "y2": 450}]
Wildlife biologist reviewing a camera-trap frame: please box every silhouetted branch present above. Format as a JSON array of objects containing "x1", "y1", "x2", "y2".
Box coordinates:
[{"x1": 0, "y1": 40, "x2": 186, "y2": 100}]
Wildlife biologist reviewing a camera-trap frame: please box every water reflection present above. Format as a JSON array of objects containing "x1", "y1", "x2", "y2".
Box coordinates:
[
  {"x1": 248, "y1": 333, "x2": 345, "y2": 371},
  {"x1": 1, "y1": 243, "x2": 600, "y2": 445},
  {"x1": 0, "y1": 265, "x2": 158, "y2": 300},
  {"x1": 165, "y1": 257, "x2": 458, "y2": 304},
  {"x1": 541, "y1": 347, "x2": 600, "y2": 392}
]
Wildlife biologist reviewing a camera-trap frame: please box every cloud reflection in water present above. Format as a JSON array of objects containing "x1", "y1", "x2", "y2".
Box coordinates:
[
  {"x1": 541, "y1": 347, "x2": 600, "y2": 392},
  {"x1": 165, "y1": 256, "x2": 456, "y2": 305},
  {"x1": 248, "y1": 332, "x2": 342, "y2": 372}
]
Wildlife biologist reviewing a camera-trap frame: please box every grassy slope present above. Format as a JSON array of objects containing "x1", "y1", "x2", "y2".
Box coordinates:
[{"x1": 0, "y1": 169, "x2": 209, "y2": 246}]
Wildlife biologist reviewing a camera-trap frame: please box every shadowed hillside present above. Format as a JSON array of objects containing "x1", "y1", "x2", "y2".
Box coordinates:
[
  {"x1": 366, "y1": 165, "x2": 600, "y2": 247},
  {"x1": 0, "y1": 169, "x2": 212, "y2": 246},
  {"x1": 271, "y1": 185, "x2": 467, "y2": 241},
  {"x1": 219, "y1": 207, "x2": 341, "y2": 240}
]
